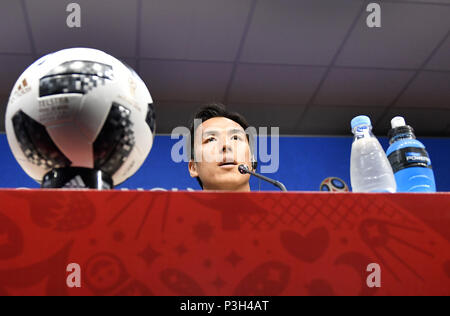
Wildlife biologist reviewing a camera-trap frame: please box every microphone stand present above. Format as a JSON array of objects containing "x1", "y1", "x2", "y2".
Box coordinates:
[{"x1": 238, "y1": 165, "x2": 287, "y2": 192}]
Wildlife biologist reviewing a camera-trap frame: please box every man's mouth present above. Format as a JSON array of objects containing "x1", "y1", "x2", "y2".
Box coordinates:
[{"x1": 218, "y1": 161, "x2": 238, "y2": 168}]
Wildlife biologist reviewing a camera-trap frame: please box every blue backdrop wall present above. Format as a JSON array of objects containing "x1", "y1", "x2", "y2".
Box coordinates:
[{"x1": 0, "y1": 134, "x2": 449, "y2": 191}]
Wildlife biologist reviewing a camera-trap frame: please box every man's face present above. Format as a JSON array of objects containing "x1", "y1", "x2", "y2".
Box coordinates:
[{"x1": 189, "y1": 117, "x2": 253, "y2": 191}]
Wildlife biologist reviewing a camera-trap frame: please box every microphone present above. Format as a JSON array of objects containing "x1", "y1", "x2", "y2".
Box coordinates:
[{"x1": 238, "y1": 164, "x2": 287, "y2": 192}]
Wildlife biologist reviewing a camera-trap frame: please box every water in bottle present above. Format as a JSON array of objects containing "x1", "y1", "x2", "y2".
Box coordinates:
[
  {"x1": 350, "y1": 115, "x2": 397, "y2": 193},
  {"x1": 386, "y1": 116, "x2": 436, "y2": 192}
]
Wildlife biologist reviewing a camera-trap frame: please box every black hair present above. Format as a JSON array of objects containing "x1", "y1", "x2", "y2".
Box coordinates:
[{"x1": 188, "y1": 103, "x2": 256, "y2": 189}]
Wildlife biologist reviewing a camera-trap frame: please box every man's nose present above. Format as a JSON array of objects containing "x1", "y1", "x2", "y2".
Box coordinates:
[{"x1": 221, "y1": 139, "x2": 233, "y2": 153}]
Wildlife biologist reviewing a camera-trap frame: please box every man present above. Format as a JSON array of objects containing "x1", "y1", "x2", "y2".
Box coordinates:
[{"x1": 188, "y1": 104, "x2": 257, "y2": 191}]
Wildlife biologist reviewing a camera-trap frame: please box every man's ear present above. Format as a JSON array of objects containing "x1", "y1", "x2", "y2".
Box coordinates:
[
  {"x1": 251, "y1": 156, "x2": 257, "y2": 172},
  {"x1": 188, "y1": 160, "x2": 199, "y2": 178}
]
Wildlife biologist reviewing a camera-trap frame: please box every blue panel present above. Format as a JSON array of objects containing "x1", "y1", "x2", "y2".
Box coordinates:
[{"x1": 1, "y1": 134, "x2": 449, "y2": 192}]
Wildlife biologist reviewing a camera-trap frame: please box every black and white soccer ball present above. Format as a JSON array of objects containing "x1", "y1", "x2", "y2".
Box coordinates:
[{"x1": 5, "y1": 48, "x2": 156, "y2": 186}]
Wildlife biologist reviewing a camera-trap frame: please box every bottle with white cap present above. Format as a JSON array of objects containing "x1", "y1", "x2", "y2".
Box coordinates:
[
  {"x1": 386, "y1": 116, "x2": 436, "y2": 192},
  {"x1": 350, "y1": 115, "x2": 397, "y2": 193}
]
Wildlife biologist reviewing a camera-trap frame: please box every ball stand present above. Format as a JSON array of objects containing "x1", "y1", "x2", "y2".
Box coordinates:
[{"x1": 41, "y1": 167, "x2": 113, "y2": 189}]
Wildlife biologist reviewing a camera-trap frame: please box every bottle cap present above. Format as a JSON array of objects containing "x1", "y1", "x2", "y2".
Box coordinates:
[
  {"x1": 391, "y1": 116, "x2": 406, "y2": 129},
  {"x1": 351, "y1": 115, "x2": 372, "y2": 129},
  {"x1": 388, "y1": 116, "x2": 416, "y2": 143}
]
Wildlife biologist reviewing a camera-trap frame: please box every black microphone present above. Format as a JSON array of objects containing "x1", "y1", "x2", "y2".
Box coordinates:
[{"x1": 238, "y1": 164, "x2": 287, "y2": 192}]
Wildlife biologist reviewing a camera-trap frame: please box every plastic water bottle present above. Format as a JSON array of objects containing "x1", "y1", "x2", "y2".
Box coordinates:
[
  {"x1": 350, "y1": 116, "x2": 397, "y2": 193},
  {"x1": 386, "y1": 117, "x2": 436, "y2": 192}
]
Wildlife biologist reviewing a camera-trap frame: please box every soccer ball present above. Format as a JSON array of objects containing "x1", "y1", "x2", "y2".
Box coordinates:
[
  {"x1": 320, "y1": 177, "x2": 349, "y2": 192},
  {"x1": 5, "y1": 48, "x2": 156, "y2": 187}
]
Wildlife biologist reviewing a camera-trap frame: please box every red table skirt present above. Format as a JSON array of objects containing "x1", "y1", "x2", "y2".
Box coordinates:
[{"x1": 0, "y1": 190, "x2": 449, "y2": 296}]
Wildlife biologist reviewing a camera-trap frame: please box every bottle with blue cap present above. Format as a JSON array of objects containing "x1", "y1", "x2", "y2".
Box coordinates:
[
  {"x1": 386, "y1": 116, "x2": 436, "y2": 192},
  {"x1": 350, "y1": 115, "x2": 396, "y2": 193}
]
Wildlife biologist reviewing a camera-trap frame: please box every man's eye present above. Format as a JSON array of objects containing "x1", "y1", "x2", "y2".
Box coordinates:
[
  {"x1": 232, "y1": 135, "x2": 243, "y2": 141},
  {"x1": 205, "y1": 137, "x2": 216, "y2": 143}
]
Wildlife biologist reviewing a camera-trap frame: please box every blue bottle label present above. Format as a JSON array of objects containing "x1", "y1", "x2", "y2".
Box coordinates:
[{"x1": 388, "y1": 147, "x2": 432, "y2": 173}]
